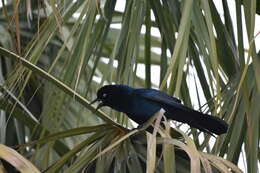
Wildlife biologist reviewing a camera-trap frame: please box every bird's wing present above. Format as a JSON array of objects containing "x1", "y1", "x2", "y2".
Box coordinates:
[
  {"x1": 136, "y1": 89, "x2": 197, "y2": 125},
  {"x1": 135, "y1": 88, "x2": 182, "y2": 107}
]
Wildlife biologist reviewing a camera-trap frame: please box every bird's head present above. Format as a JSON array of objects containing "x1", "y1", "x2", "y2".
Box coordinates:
[{"x1": 90, "y1": 85, "x2": 132, "y2": 111}]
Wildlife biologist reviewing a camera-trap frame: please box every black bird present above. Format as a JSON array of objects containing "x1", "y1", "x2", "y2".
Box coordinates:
[{"x1": 91, "y1": 85, "x2": 228, "y2": 135}]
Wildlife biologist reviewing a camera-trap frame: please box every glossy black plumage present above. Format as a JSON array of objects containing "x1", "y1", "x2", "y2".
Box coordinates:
[{"x1": 91, "y1": 85, "x2": 228, "y2": 135}]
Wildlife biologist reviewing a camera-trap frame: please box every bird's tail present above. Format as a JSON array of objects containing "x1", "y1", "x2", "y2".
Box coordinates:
[
  {"x1": 193, "y1": 112, "x2": 228, "y2": 135},
  {"x1": 165, "y1": 108, "x2": 228, "y2": 135}
]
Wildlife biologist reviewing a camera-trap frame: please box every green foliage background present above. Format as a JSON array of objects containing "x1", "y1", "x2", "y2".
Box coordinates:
[{"x1": 0, "y1": 0, "x2": 259, "y2": 172}]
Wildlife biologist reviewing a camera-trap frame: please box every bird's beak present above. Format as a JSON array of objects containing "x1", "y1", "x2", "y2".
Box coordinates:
[{"x1": 90, "y1": 98, "x2": 104, "y2": 111}]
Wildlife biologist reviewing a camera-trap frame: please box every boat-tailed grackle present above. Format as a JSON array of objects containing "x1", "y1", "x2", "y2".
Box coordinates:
[{"x1": 91, "y1": 85, "x2": 228, "y2": 135}]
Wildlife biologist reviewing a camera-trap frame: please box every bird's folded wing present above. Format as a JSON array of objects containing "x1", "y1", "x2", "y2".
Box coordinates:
[{"x1": 137, "y1": 89, "x2": 183, "y2": 108}]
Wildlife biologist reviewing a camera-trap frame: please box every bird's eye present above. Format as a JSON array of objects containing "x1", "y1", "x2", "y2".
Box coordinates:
[{"x1": 102, "y1": 93, "x2": 107, "y2": 98}]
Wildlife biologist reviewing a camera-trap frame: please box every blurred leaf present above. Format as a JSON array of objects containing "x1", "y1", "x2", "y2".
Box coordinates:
[
  {"x1": 0, "y1": 144, "x2": 40, "y2": 173},
  {"x1": 0, "y1": 0, "x2": 259, "y2": 172}
]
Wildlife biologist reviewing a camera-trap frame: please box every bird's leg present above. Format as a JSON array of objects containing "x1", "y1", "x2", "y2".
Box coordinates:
[
  {"x1": 135, "y1": 114, "x2": 158, "y2": 131},
  {"x1": 136, "y1": 109, "x2": 165, "y2": 133},
  {"x1": 151, "y1": 109, "x2": 165, "y2": 135}
]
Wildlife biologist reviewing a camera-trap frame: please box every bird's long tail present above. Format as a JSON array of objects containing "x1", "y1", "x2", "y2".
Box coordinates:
[
  {"x1": 193, "y1": 112, "x2": 228, "y2": 135},
  {"x1": 165, "y1": 108, "x2": 228, "y2": 135}
]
